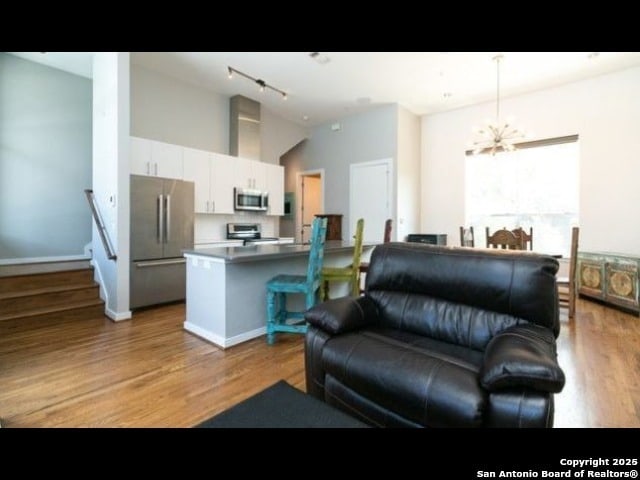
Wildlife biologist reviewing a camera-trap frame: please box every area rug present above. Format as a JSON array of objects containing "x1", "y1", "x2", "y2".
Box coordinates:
[{"x1": 195, "y1": 380, "x2": 368, "y2": 428}]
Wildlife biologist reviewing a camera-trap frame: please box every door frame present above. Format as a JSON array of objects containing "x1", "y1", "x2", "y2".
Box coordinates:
[
  {"x1": 296, "y1": 169, "x2": 325, "y2": 243},
  {"x1": 349, "y1": 158, "x2": 394, "y2": 240}
]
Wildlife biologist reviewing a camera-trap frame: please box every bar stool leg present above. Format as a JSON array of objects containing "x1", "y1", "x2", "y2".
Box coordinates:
[{"x1": 266, "y1": 289, "x2": 276, "y2": 345}]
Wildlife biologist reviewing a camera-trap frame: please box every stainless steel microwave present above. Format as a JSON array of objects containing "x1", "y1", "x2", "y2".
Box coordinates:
[{"x1": 234, "y1": 187, "x2": 268, "y2": 211}]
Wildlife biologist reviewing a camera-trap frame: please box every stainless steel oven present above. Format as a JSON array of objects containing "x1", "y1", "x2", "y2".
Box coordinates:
[{"x1": 234, "y1": 187, "x2": 268, "y2": 211}]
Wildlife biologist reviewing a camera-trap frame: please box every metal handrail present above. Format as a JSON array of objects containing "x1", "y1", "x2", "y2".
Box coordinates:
[{"x1": 84, "y1": 189, "x2": 117, "y2": 260}]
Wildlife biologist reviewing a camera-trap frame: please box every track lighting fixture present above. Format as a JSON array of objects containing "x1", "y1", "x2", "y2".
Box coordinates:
[{"x1": 227, "y1": 66, "x2": 288, "y2": 100}]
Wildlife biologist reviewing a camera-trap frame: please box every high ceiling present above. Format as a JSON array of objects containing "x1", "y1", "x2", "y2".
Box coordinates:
[{"x1": 9, "y1": 52, "x2": 640, "y2": 126}]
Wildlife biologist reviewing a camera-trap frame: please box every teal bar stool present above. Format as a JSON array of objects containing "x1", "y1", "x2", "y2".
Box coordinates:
[{"x1": 265, "y1": 217, "x2": 328, "y2": 345}]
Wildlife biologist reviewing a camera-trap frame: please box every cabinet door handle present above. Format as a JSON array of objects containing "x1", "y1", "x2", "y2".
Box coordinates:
[
  {"x1": 206, "y1": 200, "x2": 209, "y2": 212},
  {"x1": 154, "y1": 163, "x2": 158, "y2": 176},
  {"x1": 212, "y1": 200, "x2": 215, "y2": 212},
  {"x1": 146, "y1": 162, "x2": 150, "y2": 175}
]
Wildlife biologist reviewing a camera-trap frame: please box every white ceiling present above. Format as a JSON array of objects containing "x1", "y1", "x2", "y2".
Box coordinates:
[
  {"x1": 131, "y1": 52, "x2": 640, "y2": 126},
  {"x1": 9, "y1": 52, "x2": 640, "y2": 127},
  {"x1": 8, "y1": 52, "x2": 94, "y2": 79}
]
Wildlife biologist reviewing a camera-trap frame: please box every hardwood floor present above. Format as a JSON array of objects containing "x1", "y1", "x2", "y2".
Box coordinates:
[{"x1": 0, "y1": 298, "x2": 638, "y2": 427}]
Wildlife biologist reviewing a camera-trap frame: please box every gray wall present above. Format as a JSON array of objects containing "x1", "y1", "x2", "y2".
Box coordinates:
[
  {"x1": 130, "y1": 64, "x2": 230, "y2": 153},
  {"x1": 0, "y1": 53, "x2": 93, "y2": 259},
  {"x1": 290, "y1": 105, "x2": 398, "y2": 233},
  {"x1": 130, "y1": 64, "x2": 308, "y2": 163}
]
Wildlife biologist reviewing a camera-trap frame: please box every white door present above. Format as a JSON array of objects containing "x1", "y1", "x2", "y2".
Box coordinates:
[
  {"x1": 296, "y1": 170, "x2": 324, "y2": 243},
  {"x1": 350, "y1": 159, "x2": 392, "y2": 242}
]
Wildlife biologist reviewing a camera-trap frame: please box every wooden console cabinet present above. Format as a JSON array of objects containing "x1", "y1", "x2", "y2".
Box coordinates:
[
  {"x1": 315, "y1": 214, "x2": 342, "y2": 241},
  {"x1": 577, "y1": 251, "x2": 639, "y2": 314}
]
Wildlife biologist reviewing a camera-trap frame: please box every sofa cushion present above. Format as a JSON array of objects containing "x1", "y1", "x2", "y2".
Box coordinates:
[
  {"x1": 321, "y1": 327, "x2": 487, "y2": 427},
  {"x1": 368, "y1": 290, "x2": 526, "y2": 351},
  {"x1": 481, "y1": 324, "x2": 565, "y2": 393},
  {"x1": 366, "y1": 243, "x2": 560, "y2": 337}
]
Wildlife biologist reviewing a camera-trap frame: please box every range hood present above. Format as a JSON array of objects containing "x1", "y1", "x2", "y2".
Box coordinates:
[{"x1": 229, "y1": 95, "x2": 261, "y2": 161}]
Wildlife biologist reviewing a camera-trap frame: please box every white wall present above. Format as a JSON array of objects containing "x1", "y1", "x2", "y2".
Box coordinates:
[
  {"x1": 396, "y1": 105, "x2": 421, "y2": 241},
  {"x1": 0, "y1": 53, "x2": 92, "y2": 260},
  {"x1": 92, "y1": 52, "x2": 131, "y2": 320},
  {"x1": 421, "y1": 66, "x2": 640, "y2": 255}
]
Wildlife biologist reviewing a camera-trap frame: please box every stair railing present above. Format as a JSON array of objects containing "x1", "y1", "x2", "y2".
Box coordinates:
[{"x1": 84, "y1": 189, "x2": 117, "y2": 261}]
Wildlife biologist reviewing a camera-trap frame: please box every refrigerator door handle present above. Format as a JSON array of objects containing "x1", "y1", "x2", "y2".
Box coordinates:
[
  {"x1": 165, "y1": 195, "x2": 171, "y2": 243},
  {"x1": 135, "y1": 258, "x2": 186, "y2": 268},
  {"x1": 158, "y1": 194, "x2": 164, "y2": 244}
]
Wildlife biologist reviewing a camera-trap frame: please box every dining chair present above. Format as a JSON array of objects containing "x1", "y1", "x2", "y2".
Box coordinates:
[
  {"x1": 265, "y1": 217, "x2": 328, "y2": 344},
  {"x1": 486, "y1": 227, "x2": 522, "y2": 250},
  {"x1": 512, "y1": 227, "x2": 533, "y2": 251},
  {"x1": 320, "y1": 218, "x2": 364, "y2": 300},
  {"x1": 359, "y1": 218, "x2": 392, "y2": 294},
  {"x1": 557, "y1": 227, "x2": 579, "y2": 321},
  {"x1": 459, "y1": 226, "x2": 475, "y2": 247}
]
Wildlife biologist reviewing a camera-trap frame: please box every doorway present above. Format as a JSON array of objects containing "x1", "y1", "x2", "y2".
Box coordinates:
[
  {"x1": 350, "y1": 159, "x2": 393, "y2": 242},
  {"x1": 296, "y1": 169, "x2": 324, "y2": 243}
]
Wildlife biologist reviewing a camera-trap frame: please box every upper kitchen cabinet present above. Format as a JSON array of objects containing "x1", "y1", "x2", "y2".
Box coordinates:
[
  {"x1": 183, "y1": 147, "x2": 211, "y2": 213},
  {"x1": 234, "y1": 156, "x2": 266, "y2": 191},
  {"x1": 130, "y1": 136, "x2": 151, "y2": 176},
  {"x1": 183, "y1": 150, "x2": 235, "y2": 215},
  {"x1": 130, "y1": 137, "x2": 183, "y2": 179},
  {"x1": 265, "y1": 164, "x2": 284, "y2": 216},
  {"x1": 151, "y1": 140, "x2": 183, "y2": 179},
  {"x1": 210, "y1": 153, "x2": 234, "y2": 214}
]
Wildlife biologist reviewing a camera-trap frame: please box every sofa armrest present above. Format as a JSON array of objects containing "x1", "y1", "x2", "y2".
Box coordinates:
[
  {"x1": 480, "y1": 324, "x2": 565, "y2": 393},
  {"x1": 305, "y1": 296, "x2": 379, "y2": 335}
]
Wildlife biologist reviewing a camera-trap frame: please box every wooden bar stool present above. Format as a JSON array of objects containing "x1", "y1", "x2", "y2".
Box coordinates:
[
  {"x1": 320, "y1": 218, "x2": 364, "y2": 300},
  {"x1": 265, "y1": 217, "x2": 328, "y2": 345},
  {"x1": 359, "y1": 218, "x2": 392, "y2": 294}
]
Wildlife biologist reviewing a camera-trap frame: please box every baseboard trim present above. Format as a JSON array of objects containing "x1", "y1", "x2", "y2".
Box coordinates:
[
  {"x1": 0, "y1": 254, "x2": 90, "y2": 266},
  {"x1": 106, "y1": 307, "x2": 132, "y2": 322},
  {"x1": 183, "y1": 322, "x2": 266, "y2": 349}
]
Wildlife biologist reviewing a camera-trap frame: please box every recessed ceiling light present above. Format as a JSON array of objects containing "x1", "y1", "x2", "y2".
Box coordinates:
[
  {"x1": 587, "y1": 52, "x2": 600, "y2": 60},
  {"x1": 302, "y1": 115, "x2": 309, "y2": 121},
  {"x1": 443, "y1": 92, "x2": 452, "y2": 99},
  {"x1": 309, "y1": 52, "x2": 331, "y2": 65}
]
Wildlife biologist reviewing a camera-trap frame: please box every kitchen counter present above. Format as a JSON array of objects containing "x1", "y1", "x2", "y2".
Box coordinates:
[
  {"x1": 183, "y1": 241, "x2": 376, "y2": 349},
  {"x1": 183, "y1": 241, "x2": 372, "y2": 264}
]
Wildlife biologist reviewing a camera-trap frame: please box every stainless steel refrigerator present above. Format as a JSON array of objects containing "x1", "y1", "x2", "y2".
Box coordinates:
[{"x1": 130, "y1": 174, "x2": 194, "y2": 309}]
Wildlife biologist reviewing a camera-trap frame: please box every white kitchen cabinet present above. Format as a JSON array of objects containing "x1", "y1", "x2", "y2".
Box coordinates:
[
  {"x1": 151, "y1": 140, "x2": 183, "y2": 179},
  {"x1": 210, "y1": 153, "x2": 235, "y2": 214},
  {"x1": 265, "y1": 163, "x2": 284, "y2": 216},
  {"x1": 183, "y1": 147, "x2": 211, "y2": 213},
  {"x1": 252, "y1": 161, "x2": 267, "y2": 191},
  {"x1": 183, "y1": 150, "x2": 235, "y2": 215},
  {"x1": 130, "y1": 137, "x2": 152, "y2": 176},
  {"x1": 234, "y1": 156, "x2": 266, "y2": 190},
  {"x1": 130, "y1": 137, "x2": 183, "y2": 179}
]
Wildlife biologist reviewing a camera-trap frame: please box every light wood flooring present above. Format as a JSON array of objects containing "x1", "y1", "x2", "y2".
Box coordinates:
[{"x1": 0, "y1": 298, "x2": 638, "y2": 428}]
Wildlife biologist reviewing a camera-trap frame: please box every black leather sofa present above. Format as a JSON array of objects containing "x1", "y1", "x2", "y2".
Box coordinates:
[{"x1": 304, "y1": 243, "x2": 566, "y2": 427}]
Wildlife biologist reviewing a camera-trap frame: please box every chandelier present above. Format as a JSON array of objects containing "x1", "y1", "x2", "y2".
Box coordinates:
[{"x1": 472, "y1": 55, "x2": 525, "y2": 155}]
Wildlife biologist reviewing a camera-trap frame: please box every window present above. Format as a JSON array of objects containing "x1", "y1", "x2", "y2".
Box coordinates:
[{"x1": 465, "y1": 137, "x2": 579, "y2": 257}]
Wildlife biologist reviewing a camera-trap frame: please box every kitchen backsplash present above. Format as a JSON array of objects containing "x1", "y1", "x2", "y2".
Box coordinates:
[{"x1": 195, "y1": 213, "x2": 279, "y2": 242}]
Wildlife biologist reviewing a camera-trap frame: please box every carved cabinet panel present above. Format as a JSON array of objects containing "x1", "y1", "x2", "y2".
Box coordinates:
[{"x1": 578, "y1": 252, "x2": 639, "y2": 314}]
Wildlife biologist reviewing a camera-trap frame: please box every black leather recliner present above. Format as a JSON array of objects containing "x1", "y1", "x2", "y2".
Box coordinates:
[{"x1": 304, "y1": 243, "x2": 566, "y2": 427}]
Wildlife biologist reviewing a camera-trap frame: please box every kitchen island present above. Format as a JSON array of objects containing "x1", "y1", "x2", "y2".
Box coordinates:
[{"x1": 182, "y1": 241, "x2": 375, "y2": 348}]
